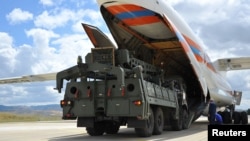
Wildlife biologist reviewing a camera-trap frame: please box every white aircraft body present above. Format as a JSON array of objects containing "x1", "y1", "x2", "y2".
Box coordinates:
[{"x1": 0, "y1": 0, "x2": 249, "y2": 123}]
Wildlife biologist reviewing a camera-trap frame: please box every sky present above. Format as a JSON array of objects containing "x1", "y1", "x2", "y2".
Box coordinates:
[{"x1": 0, "y1": 0, "x2": 249, "y2": 110}]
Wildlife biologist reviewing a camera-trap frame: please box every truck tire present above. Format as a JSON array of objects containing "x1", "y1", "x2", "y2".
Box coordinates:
[
  {"x1": 182, "y1": 108, "x2": 189, "y2": 129},
  {"x1": 135, "y1": 107, "x2": 154, "y2": 137},
  {"x1": 153, "y1": 107, "x2": 164, "y2": 135},
  {"x1": 105, "y1": 122, "x2": 120, "y2": 134},
  {"x1": 86, "y1": 122, "x2": 105, "y2": 136},
  {"x1": 171, "y1": 107, "x2": 183, "y2": 131}
]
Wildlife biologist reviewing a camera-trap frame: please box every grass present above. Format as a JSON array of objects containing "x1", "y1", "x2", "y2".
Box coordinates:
[{"x1": 0, "y1": 112, "x2": 61, "y2": 123}]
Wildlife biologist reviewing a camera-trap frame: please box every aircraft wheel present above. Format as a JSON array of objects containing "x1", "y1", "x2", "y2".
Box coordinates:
[
  {"x1": 135, "y1": 107, "x2": 154, "y2": 137},
  {"x1": 241, "y1": 111, "x2": 248, "y2": 125},
  {"x1": 153, "y1": 107, "x2": 164, "y2": 135},
  {"x1": 86, "y1": 122, "x2": 105, "y2": 136},
  {"x1": 222, "y1": 111, "x2": 232, "y2": 124},
  {"x1": 233, "y1": 111, "x2": 241, "y2": 124}
]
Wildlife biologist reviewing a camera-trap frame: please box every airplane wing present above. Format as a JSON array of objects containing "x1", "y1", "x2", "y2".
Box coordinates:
[
  {"x1": 0, "y1": 72, "x2": 57, "y2": 85},
  {"x1": 213, "y1": 57, "x2": 250, "y2": 71}
]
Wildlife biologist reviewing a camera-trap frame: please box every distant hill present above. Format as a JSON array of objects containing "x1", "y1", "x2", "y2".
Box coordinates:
[
  {"x1": 0, "y1": 104, "x2": 62, "y2": 122},
  {"x1": 0, "y1": 104, "x2": 61, "y2": 111},
  {"x1": 0, "y1": 104, "x2": 61, "y2": 116}
]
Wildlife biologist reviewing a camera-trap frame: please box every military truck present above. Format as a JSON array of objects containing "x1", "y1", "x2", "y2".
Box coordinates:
[{"x1": 56, "y1": 47, "x2": 191, "y2": 137}]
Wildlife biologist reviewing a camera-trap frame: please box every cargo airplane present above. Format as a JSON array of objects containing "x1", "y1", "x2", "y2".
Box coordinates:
[{"x1": 0, "y1": 0, "x2": 249, "y2": 125}]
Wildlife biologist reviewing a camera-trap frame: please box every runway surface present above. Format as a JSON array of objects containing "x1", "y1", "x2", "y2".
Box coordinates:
[{"x1": 0, "y1": 116, "x2": 248, "y2": 141}]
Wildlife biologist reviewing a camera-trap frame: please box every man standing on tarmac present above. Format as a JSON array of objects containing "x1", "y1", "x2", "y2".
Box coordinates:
[{"x1": 208, "y1": 99, "x2": 217, "y2": 124}]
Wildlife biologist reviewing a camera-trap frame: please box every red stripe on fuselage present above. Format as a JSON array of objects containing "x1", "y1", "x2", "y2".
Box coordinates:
[
  {"x1": 107, "y1": 4, "x2": 161, "y2": 26},
  {"x1": 183, "y1": 35, "x2": 216, "y2": 72},
  {"x1": 183, "y1": 35, "x2": 202, "y2": 51},
  {"x1": 179, "y1": 40, "x2": 190, "y2": 53},
  {"x1": 194, "y1": 54, "x2": 203, "y2": 62},
  {"x1": 107, "y1": 4, "x2": 144, "y2": 15},
  {"x1": 122, "y1": 16, "x2": 160, "y2": 26}
]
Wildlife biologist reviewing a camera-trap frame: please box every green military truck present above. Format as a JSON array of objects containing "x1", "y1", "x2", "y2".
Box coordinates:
[{"x1": 56, "y1": 47, "x2": 191, "y2": 137}]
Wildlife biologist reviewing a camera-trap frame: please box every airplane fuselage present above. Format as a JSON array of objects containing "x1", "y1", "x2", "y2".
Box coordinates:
[{"x1": 97, "y1": 0, "x2": 236, "y2": 115}]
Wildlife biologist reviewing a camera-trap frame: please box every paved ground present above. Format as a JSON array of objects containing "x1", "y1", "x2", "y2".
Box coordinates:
[{"x1": 0, "y1": 116, "x2": 248, "y2": 141}]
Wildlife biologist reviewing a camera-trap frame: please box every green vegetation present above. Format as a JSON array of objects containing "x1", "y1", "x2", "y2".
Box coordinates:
[
  {"x1": 0, "y1": 112, "x2": 61, "y2": 123},
  {"x1": 247, "y1": 109, "x2": 250, "y2": 115}
]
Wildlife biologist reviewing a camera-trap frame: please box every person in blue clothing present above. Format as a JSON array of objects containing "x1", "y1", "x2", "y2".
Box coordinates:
[
  {"x1": 215, "y1": 113, "x2": 223, "y2": 125},
  {"x1": 208, "y1": 99, "x2": 217, "y2": 124}
]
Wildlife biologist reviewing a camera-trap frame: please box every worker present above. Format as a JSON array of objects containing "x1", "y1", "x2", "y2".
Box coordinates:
[
  {"x1": 215, "y1": 113, "x2": 223, "y2": 125},
  {"x1": 208, "y1": 99, "x2": 216, "y2": 124}
]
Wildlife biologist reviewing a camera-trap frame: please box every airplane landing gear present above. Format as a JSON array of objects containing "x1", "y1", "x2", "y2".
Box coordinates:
[{"x1": 219, "y1": 104, "x2": 248, "y2": 125}]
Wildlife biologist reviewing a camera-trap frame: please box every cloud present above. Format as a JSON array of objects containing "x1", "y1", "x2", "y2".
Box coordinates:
[
  {"x1": 0, "y1": 82, "x2": 61, "y2": 106},
  {"x1": 34, "y1": 8, "x2": 103, "y2": 31},
  {"x1": 26, "y1": 28, "x2": 59, "y2": 48},
  {"x1": 6, "y1": 8, "x2": 33, "y2": 24},
  {"x1": 0, "y1": 32, "x2": 17, "y2": 75},
  {"x1": 72, "y1": 9, "x2": 103, "y2": 33},
  {"x1": 24, "y1": 28, "x2": 73, "y2": 74},
  {"x1": 34, "y1": 9, "x2": 75, "y2": 29},
  {"x1": 51, "y1": 33, "x2": 93, "y2": 65},
  {"x1": 24, "y1": 27, "x2": 95, "y2": 74},
  {"x1": 39, "y1": 0, "x2": 54, "y2": 6}
]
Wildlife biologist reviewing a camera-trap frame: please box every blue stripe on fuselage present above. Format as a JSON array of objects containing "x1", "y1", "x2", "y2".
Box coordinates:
[
  {"x1": 190, "y1": 45, "x2": 200, "y2": 56},
  {"x1": 177, "y1": 32, "x2": 201, "y2": 57},
  {"x1": 116, "y1": 10, "x2": 155, "y2": 20}
]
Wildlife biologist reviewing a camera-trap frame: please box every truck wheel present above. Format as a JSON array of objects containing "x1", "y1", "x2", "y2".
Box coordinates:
[
  {"x1": 171, "y1": 108, "x2": 183, "y2": 131},
  {"x1": 135, "y1": 107, "x2": 154, "y2": 137},
  {"x1": 241, "y1": 111, "x2": 248, "y2": 125},
  {"x1": 105, "y1": 122, "x2": 120, "y2": 134},
  {"x1": 171, "y1": 118, "x2": 182, "y2": 131},
  {"x1": 153, "y1": 107, "x2": 164, "y2": 135},
  {"x1": 86, "y1": 122, "x2": 105, "y2": 136},
  {"x1": 182, "y1": 108, "x2": 189, "y2": 129}
]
